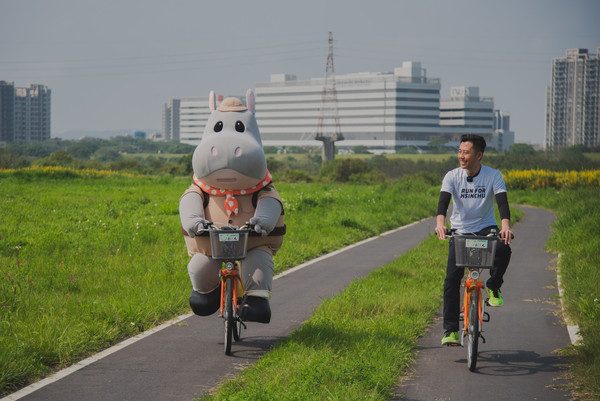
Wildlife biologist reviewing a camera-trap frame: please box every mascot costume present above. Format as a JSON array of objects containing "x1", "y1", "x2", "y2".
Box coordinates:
[{"x1": 179, "y1": 89, "x2": 285, "y2": 323}]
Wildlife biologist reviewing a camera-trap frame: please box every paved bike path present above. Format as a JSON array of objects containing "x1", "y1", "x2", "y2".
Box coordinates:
[
  {"x1": 395, "y1": 206, "x2": 572, "y2": 401},
  {"x1": 10, "y1": 218, "x2": 437, "y2": 401}
]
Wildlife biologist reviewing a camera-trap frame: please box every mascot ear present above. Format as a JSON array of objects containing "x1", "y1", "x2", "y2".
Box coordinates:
[
  {"x1": 209, "y1": 91, "x2": 216, "y2": 111},
  {"x1": 246, "y1": 89, "x2": 255, "y2": 113}
]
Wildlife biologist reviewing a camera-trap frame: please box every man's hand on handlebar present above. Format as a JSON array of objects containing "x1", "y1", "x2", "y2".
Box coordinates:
[
  {"x1": 499, "y1": 227, "x2": 513, "y2": 245},
  {"x1": 435, "y1": 225, "x2": 448, "y2": 241}
]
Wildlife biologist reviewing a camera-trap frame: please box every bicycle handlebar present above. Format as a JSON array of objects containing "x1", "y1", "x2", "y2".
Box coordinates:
[{"x1": 444, "y1": 229, "x2": 515, "y2": 240}]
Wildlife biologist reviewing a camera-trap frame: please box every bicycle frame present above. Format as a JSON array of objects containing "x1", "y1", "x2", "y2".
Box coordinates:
[
  {"x1": 208, "y1": 225, "x2": 250, "y2": 355},
  {"x1": 219, "y1": 261, "x2": 244, "y2": 317},
  {"x1": 462, "y1": 268, "x2": 485, "y2": 341}
]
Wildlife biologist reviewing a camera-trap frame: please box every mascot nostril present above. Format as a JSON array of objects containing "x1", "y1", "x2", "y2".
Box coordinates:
[{"x1": 179, "y1": 89, "x2": 286, "y2": 324}]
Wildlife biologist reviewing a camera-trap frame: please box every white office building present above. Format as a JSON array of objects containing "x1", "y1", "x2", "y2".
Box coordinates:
[
  {"x1": 439, "y1": 86, "x2": 494, "y2": 141},
  {"x1": 178, "y1": 97, "x2": 212, "y2": 146},
  {"x1": 254, "y1": 62, "x2": 442, "y2": 152}
]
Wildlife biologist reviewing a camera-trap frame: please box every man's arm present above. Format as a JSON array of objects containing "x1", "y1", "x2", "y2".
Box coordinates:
[
  {"x1": 495, "y1": 192, "x2": 513, "y2": 244},
  {"x1": 435, "y1": 191, "x2": 451, "y2": 240}
]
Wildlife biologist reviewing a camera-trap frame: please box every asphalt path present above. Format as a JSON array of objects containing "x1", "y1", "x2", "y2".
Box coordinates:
[
  {"x1": 395, "y1": 206, "x2": 572, "y2": 401},
  {"x1": 7, "y1": 207, "x2": 573, "y2": 401},
  {"x1": 10, "y1": 217, "x2": 437, "y2": 401}
]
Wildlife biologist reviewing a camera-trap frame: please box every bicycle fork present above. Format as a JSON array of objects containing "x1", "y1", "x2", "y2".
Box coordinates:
[{"x1": 461, "y1": 271, "x2": 490, "y2": 345}]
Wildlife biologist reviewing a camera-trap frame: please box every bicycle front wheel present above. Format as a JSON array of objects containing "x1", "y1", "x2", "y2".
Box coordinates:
[
  {"x1": 224, "y1": 277, "x2": 234, "y2": 355},
  {"x1": 467, "y1": 289, "x2": 480, "y2": 372}
]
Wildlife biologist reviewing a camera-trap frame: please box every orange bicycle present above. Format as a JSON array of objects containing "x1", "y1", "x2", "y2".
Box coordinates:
[
  {"x1": 449, "y1": 230, "x2": 508, "y2": 371},
  {"x1": 208, "y1": 224, "x2": 250, "y2": 355}
]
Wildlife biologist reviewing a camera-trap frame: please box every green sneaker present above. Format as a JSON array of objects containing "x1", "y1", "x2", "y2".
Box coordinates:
[
  {"x1": 441, "y1": 331, "x2": 460, "y2": 346},
  {"x1": 486, "y1": 287, "x2": 504, "y2": 307}
]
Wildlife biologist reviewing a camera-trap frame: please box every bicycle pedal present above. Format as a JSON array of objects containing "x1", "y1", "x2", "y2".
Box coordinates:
[{"x1": 483, "y1": 312, "x2": 490, "y2": 322}]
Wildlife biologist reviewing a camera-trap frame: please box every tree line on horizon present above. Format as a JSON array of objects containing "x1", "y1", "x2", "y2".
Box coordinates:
[{"x1": 1, "y1": 137, "x2": 599, "y2": 183}]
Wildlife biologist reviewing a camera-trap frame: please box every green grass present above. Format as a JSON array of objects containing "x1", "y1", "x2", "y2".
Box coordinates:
[
  {"x1": 201, "y1": 235, "x2": 448, "y2": 401},
  {"x1": 0, "y1": 173, "x2": 439, "y2": 396},
  {"x1": 512, "y1": 188, "x2": 600, "y2": 400}
]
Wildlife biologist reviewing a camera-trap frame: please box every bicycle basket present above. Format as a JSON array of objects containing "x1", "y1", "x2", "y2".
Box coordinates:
[
  {"x1": 209, "y1": 229, "x2": 249, "y2": 260},
  {"x1": 454, "y1": 235, "x2": 498, "y2": 269}
]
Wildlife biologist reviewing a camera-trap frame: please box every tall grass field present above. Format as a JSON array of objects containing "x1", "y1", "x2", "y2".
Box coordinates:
[
  {"x1": 1, "y1": 167, "x2": 598, "y2": 400},
  {"x1": 0, "y1": 168, "x2": 438, "y2": 396}
]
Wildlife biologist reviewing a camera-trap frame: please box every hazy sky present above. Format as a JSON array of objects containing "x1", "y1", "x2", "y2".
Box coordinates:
[{"x1": 1, "y1": 0, "x2": 598, "y2": 145}]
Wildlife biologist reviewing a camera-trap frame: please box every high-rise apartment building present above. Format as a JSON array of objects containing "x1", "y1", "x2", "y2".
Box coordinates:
[
  {"x1": 1, "y1": 82, "x2": 51, "y2": 144},
  {"x1": 0, "y1": 81, "x2": 15, "y2": 145},
  {"x1": 545, "y1": 48, "x2": 600, "y2": 149},
  {"x1": 254, "y1": 62, "x2": 442, "y2": 152},
  {"x1": 162, "y1": 99, "x2": 180, "y2": 141}
]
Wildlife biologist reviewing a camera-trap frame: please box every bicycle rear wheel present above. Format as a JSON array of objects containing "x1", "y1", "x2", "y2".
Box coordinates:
[
  {"x1": 467, "y1": 289, "x2": 479, "y2": 371},
  {"x1": 224, "y1": 277, "x2": 234, "y2": 355}
]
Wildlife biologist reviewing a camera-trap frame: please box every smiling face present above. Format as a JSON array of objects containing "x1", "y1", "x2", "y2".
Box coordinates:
[{"x1": 458, "y1": 141, "x2": 482, "y2": 175}]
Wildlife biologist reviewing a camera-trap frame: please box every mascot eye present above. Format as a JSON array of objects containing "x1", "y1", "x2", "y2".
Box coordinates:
[
  {"x1": 214, "y1": 121, "x2": 223, "y2": 132},
  {"x1": 235, "y1": 121, "x2": 245, "y2": 133}
]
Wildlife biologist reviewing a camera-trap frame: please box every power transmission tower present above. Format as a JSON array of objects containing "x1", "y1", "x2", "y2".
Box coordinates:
[{"x1": 315, "y1": 31, "x2": 343, "y2": 161}]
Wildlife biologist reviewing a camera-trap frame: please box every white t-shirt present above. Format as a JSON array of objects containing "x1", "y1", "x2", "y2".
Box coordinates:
[{"x1": 441, "y1": 164, "x2": 507, "y2": 234}]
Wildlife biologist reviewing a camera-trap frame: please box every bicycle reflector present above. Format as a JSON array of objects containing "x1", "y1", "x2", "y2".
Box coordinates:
[{"x1": 470, "y1": 270, "x2": 480, "y2": 280}]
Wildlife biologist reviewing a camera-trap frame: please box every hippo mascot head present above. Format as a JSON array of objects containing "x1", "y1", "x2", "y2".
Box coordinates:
[{"x1": 179, "y1": 89, "x2": 285, "y2": 324}]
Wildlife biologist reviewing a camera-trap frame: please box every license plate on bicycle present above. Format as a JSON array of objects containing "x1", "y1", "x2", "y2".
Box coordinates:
[
  {"x1": 465, "y1": 239, "x2": 488, "y2": 249},
  {"x1": 218, "y1": 233, "x2": 240, "y2": 242}
]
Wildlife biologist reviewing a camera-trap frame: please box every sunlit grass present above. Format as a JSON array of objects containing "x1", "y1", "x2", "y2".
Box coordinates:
[
  {"x1": 0, "y1": 173, "x2": 438, "y2": 395},
  {"x1": 202, "y1": 235, "x2": 448, "y2": 401}
]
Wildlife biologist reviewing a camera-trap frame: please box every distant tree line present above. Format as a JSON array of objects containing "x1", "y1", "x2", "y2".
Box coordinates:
[
  {"x1": 1, "y1": 138, "x2": 599, "y2": 183},
  {"x1": 0, "y1": 137, "x2": 196, "y2": 175}
]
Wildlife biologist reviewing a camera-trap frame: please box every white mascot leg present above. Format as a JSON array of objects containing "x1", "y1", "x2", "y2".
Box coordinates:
[
  {"x1": 239, "y1": 249, "x2": 274, "y2": 323},
  {"x1": 188, "y1": 253, "x2": 221, "y2": 316}
]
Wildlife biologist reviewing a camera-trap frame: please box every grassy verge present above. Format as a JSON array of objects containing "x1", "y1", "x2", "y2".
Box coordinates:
[
  {"x1": 0, "y1": 172, "x2": 438, "y2": 396},
  {"x1": 202, "y1": 235, "x2": 448, "y2": 401},
  {"x1": 511, "y1": 188, "x2": 600, "y2": 400},
  {"x1": 200, "y1": 208, "x2": 522, "y2": 401}
]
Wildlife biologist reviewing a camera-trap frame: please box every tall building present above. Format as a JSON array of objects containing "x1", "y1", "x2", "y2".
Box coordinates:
[
  {"x1": 254, "y1": 62, "x2": 442, "y2": 152},
  {"x1": 491, "y1": 110, "x2": 515, "y2": 153},
  {"x1": 13, "y1": 84, "x2": 51, "y2": 143},
  {"x1": 545, "y1": 48, "x2": 600, "y2": 149},
  {"x1": 162, "y1": 99, "x2": 180, "y2": 141},
  {"x1": 0, "y1": 81, "x2": 15, "y2": 145}
]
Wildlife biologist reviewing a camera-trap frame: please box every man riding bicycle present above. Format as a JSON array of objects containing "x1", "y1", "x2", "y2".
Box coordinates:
[{"x1": 434, "y1": 134, "x2": 513, "y2": 346}]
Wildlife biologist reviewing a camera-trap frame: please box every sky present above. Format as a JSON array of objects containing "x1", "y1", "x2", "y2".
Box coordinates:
[{"x1": 1, "y1": 0, "x2": 598, "y2": 146}]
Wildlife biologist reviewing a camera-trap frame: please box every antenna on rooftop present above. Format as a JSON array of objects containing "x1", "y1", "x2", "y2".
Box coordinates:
[{"x1": 315, "y1": 31, "x2": 343, "y2": 161}]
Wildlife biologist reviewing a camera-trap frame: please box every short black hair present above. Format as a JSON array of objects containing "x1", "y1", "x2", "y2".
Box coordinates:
[{"x1": 461, "y1": 134, "x2": 486, "y2": 154}]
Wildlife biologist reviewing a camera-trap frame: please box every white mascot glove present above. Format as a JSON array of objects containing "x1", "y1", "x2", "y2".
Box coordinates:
[{"x1": 249, "y1": 197, "x2": 282, "y2": 237}]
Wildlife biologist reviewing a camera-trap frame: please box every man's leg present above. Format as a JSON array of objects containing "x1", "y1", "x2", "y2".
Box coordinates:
[
  {"x1": 486, "y1": 241, "x2": 511, "y2": 290},
  {"x1": 443, "y1": 239, "x2": 464, "y2": 333}
]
